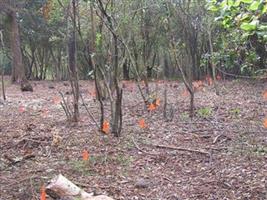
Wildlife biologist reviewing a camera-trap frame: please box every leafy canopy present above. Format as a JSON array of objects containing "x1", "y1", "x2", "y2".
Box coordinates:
[{"x1": 206, "y1": 0, "x2": 267, "y2": 41}]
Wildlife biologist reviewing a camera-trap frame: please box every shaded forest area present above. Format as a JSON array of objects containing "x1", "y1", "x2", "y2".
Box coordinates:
[{"x1": 0, "y1": 0, "x2": 267, "y2": 200}]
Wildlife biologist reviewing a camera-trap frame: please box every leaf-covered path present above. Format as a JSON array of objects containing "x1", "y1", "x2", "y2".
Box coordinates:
[{"x1": 0, "y1": 79, "x2": 266, "y2": 200}]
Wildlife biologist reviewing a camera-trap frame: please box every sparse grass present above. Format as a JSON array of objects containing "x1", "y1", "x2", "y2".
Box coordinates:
[
  {"x1": 180, "y1": 112, "x2": 190, "y2": 120},
  {"x1": 115, "y1": 153, "x2": 133, "y2": 167},
  {"x1": 230, "y1": 134, "x2": 267, "y2": 157},
  {"x1": 229, "y1": 108, "x2": 241, "y2": 118},
  {"x1": 68, "y1": 160, "x2": 93, "y2": 176},
  {"x1": 197, "y1": 107, "x2": 213, "y2": 118}
]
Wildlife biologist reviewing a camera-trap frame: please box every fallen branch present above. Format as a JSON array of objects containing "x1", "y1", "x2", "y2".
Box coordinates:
[
  {"x1": 46, "y1": 174, "x2": 114, "y2": 200},
  {"x1": 132, "y1": 137, "x2": 159, "y2": 156},
  {"x1": 152, "y1": 144, "x2": 210, "y2": 155},
  {"x1": 3, "y1": 153, "x2": 35, "y2": 169}
]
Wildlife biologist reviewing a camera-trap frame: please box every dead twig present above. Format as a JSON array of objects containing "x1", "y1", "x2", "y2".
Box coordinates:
[
  {"x1": 213, "y1": 134, "x2": 231, "y2": 144},
  {"x1": 80, "y1": 93, "x2": 100, "y2": 129},
  {"x1": 152, "y1": 144, "x2": 210, "y2": 155},
  {"x1": 4, "y1": 175, "x2": 39, "y2": 188},
  {"x1": 59, "y1": 91, "x2": 72, "y2": 120},
  {"x1": 213, "y1": 134, "x2": 223, "y2": 144}
]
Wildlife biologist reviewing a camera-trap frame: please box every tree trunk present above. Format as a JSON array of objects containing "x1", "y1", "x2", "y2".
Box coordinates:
[
  {"x1": 68, "y1": 0, "x2": 79, "y2": 122},
  {"x1": 111, "y1": 34, "x2": 123, "y2": 137},
  {"x1": 208, "y1": 30, "x2": 219, "y2": 95},
  {"x1": 9, "y1": 10, "x2": 32, "y2": 91},
  {"x1": 123, "y1": 59, "x2": 130, "y2": 80}
]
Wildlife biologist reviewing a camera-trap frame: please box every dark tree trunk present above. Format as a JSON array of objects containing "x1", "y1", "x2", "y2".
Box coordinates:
[
  {"x1": 9, "y1": 10, "x2": 32, "y2": 91},
  {"x1": 123, "y1": 59, "x2": 130, "y2": 80},
  {"x1": 10, "y1": 10, "x2": 24, "y2": 83}
]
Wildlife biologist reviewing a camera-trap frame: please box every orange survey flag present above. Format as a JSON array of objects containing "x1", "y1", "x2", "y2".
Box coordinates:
[
  {"x1": 139, "y1": 118, "x2": 147, "y2": 129},
  {"x1": 148, "y1": 103, "x2": 156, "y2": 111},
  {"x1": 263, "y1": 91, "x2": 267, "y2": 100},
  {"x1": 264, "y1": 118, "x2": 267, "y2": 128},
  {"x1": 82, "y1": 150, "x2": 89, "y2": 161},
  {"x1": 102, "y1": 120, "x2": 110, "y2": 134},
  {"x1": 40, "y1": 185, "x2": 46, "y2": 200}
]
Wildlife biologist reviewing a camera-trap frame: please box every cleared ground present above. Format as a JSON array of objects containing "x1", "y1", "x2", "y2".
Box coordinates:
[{"x1": 0, "y1": 79, "x2": 266, "y2": 200}]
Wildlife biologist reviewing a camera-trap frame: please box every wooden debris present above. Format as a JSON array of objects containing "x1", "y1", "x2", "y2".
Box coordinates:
[
  {"x1": 153, "y1": 144, "x2": 210, "y2": 155},
  {"x1": 46, "y1": 174, "x2": 114, "y2": 200}
]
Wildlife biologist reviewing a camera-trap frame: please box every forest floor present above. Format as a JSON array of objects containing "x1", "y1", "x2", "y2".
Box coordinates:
[{"x1": 0, "y1": 78, "x2": 266, "y2": 200}]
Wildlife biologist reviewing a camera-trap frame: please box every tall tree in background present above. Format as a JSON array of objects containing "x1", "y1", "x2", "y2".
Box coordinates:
[{"x1": 0, "y1": 0, "x2": 32, "y2": 91}]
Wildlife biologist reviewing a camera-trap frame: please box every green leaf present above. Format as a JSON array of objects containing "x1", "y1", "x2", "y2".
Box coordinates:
[
  {"x1": 240, "y1": 20, "x2": 258, "y2": 31},
  {"x1": 207, "y1": 5, "x2": 219, "y2": 12},
  {"x1": 256, "y1": 31, "x2": 267, "y2": 37},
  {"x1": 227, "y1": 0, "x2": 234, "y2": 6},
  {"x1": 258, "y1": 25, "x2": 267, "y2": 31},
  {"x1": 233, "y1": 0, "x2": 241, "y2": 7},
  {"x1": 249, "y1": 1, "x2": 260, "y2": 11},
  {"x1": 240, "y1": 22, "x2": 257, "y2": 31},
  {"x1": 222, "y1": 18, "x2": 231, "y2": 28},
  {"x1": 241, "y1": 0, "x2": 253, "y2": 3},
  {"x1": 236, "y1": 13, "x2": 251, "y2": 22},
  {"x1": 261, "y1": 4, "x2": 267, "y2": 14}
]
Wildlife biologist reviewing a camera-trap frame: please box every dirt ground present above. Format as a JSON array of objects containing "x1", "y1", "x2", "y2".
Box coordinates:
[{"x1": 0, "y1": 78, "x2": 266, "y2": 200}]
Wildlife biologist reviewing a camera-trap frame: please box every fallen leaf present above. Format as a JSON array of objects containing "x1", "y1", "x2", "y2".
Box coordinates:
[
  {"x1": 52, "y1": 133, "x2": 62, "y2": 147},
  {"x1": 193, "y1": 81, "x2": 199, "y2": 89},
  {"x1": 41, "y1": 108, "x2": 49, "y2": 117}
]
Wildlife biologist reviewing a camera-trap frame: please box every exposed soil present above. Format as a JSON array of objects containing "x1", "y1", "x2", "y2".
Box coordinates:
[{"x1": 0, "y1": 79, "x2": 266, "y2": 200}]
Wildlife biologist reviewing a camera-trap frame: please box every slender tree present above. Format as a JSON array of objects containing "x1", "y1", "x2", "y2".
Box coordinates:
[{"x1": 68, "y1": 0, "x2": 79, "y2": 122}]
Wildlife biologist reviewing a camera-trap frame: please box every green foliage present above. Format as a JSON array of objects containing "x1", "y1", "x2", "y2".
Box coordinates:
[
  {"x1": 180, "y1": 112, "x2": 190, "y2": 121},
  {"x1": 197, "y1": 107, "x2": 213, "y2": 118},
  {"x1": 207, "y1": 0, "x2": 267, "y2": 41},
  {"x1": 95, "y1": 32, "x2": 102, "y2": 49},
  {"x1": 206, "y1": 0, "x2": 267, "y2": 76},
  {"x1": 68, "y1": 160, "x2": 93, "y2": 176},
  {"x1": 232, "y1": 134, "x2": 267, "y2": 157},
  {"x1": 115, "y1": 153, "x2": 133, "y2": 167}
]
